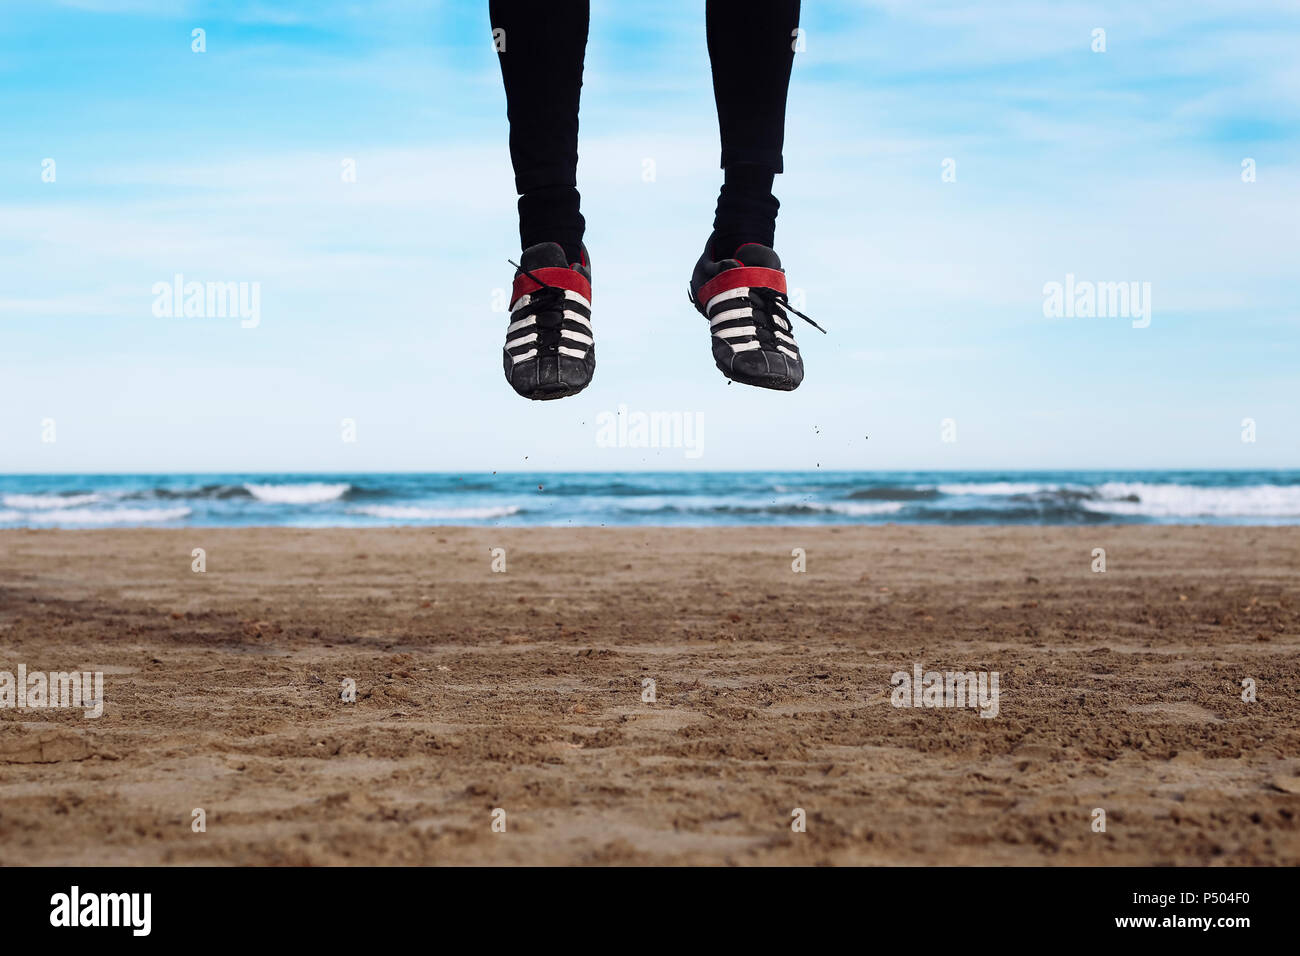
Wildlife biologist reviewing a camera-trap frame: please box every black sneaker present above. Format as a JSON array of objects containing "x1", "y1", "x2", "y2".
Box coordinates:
[
  {"x1": 504, "y1": 242, "x2": 595, "y2": 400},
  {"x1": 688, "y1": 240, "x2": 825, "y2": 391}
]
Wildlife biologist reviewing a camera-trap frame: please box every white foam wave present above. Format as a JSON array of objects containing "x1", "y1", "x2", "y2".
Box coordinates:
[
  {"x1": 350, "y1": 504, "x2": 521, "y2": 520},
  {"x1": 244, "y1": 482, "x2": 350, "y2": 504},
  {"x1": 3, "y1": 493, "x2": 103, "y2": 509},
  {"x1": 821, "y1": 501, "x2": 906, "y2": 516},
  {"x1": 4, "y1": 506, "x2": 192, "y2": 525},
  {"x1": 935, "y1": 482, "x2": 1062, "y2": 496},
  {"x1": 1083, "y1": 483, "x2": 1300, "y2": 517}
]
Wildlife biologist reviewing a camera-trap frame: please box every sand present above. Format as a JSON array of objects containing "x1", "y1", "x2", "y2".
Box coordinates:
[{"x1": 0, "y1": 525, "x2": 1297, "y2": 866}]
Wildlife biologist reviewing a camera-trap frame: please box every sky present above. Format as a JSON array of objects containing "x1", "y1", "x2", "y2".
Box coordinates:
[{"x1": 0, "y1": 0, "x2": 1296, "y2": 473}]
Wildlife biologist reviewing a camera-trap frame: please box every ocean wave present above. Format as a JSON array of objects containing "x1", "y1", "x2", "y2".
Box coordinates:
[
  {"x1": 526, "y1": 481, "x2": 681, "y2": 497},
  {"x1": 349, "y1": 504, "x2": 522, "y2": 520},
  {"x1": 1082, "y1": 482, "x2": 1300, "y2": 518},
  {"x1": 339, "y1": 484, "x2": 393, "y2": 499},
  {"x1": 243, "y1": 482, "x2": 351, "y2": 504},
  {"x1": 126, "y1": 483, "x2": 251, "y2": 501},
  {"x1": 3, "y1": 493, "x2": 104, "y2": 509},
  {"x1": 4, "y1": 506, "x2": 192, "y2": 525},
  {"x1": 1009, "y1": 487, "x2": 1114, "y2": 503},
  {"x1": 935, "y1": 482, "x2": 1066, "y2": 496},
  {"x1": 618, "y1": 501, "x2": 905, "y2": 517},
  {"x1": 845, "y1": 487, "x2": 941, "y2": 501},
  {"x1": 823, "y1": 501, "x2": 906, "y2": 516},
  {"x1": 1, "y1": 475, "x2": 1297, "y2": 527},
  {"x1": 905, "y1": 506, "x2": 1112, "y2": 524}
]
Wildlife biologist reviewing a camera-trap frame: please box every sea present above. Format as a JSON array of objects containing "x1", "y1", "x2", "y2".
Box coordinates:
[{"x1": 0, "y1": 471, "x2": 1298, "y2": 528}]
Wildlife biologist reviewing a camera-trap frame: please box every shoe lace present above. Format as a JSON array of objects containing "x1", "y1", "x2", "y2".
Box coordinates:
[
  {"x1": 749, "y1": 287, "x2": 827, "y2": 345},
  {"x1": 508, "y1": 259, "x2": 568, "y2": 352}
]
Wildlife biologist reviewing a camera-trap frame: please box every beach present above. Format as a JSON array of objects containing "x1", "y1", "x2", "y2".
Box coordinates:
[{"x1": 1, "y1": 525, "x2": 1297, "y2": 866}]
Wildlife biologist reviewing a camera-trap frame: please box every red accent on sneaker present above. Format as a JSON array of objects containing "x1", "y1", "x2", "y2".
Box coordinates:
[
  {"x1": 696, "y1": 266, "x2": 787, "y2": 306},
  {"x1": 511, "y1": 267, "x2": 592, "y2": 307}
]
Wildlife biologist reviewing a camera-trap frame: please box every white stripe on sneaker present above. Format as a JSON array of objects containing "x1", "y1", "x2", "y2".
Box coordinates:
[
  {"x1": 710, "y1": 307, "x2": 752, "y2": 327},
  {"x1": 563, "y1": 289, "x2": 591, "y2": 310},
  {"x1": 706, "y1": 287, "x2": 750, "y2": 313},
  {"x1": 714, "y1": 325, "x2": 757, "y2": 339}
]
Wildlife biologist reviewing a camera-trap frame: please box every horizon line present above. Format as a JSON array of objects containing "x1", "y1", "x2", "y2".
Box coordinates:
[{"x1": 2, "y1": 467, "x2": 1298, "y2": 478}]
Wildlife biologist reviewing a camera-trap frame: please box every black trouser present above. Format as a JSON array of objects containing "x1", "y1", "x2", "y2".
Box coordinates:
[{"x1": 489, "y1": 0, "x2": 801, "y2": 259}]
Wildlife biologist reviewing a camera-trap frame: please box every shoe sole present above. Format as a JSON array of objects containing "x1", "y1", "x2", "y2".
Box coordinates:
[
  {"x1": 504, "y1": 346, "x2": 595, "y2": 401},
  {"x1": 715, "y1": 361, "x2": 801, "y2": 391},
  {"x1": 515, "y1": 381, "x2": 589, "y2": 401}
]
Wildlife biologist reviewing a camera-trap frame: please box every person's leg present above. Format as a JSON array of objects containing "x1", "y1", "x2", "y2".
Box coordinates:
[
  {"x1": 491, "y1": 1, "x2": 596, "y2": 401},
  {"x1": 705, "y1": 0, "x2": 801, "y2": 258},
  {"x1": 690, "y1": 1, "x2": 818, "y2": 392},
  {"x1": 489, "y1": 0, "x2": 589, "y2": 264}
]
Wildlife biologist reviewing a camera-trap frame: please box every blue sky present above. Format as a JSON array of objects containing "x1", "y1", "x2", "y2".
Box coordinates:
[{"x1": 1, "y1": 0, "x2": 1296, "y2": 472}]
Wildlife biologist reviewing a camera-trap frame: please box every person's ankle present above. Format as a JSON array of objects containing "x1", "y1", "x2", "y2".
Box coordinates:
[
  {"x1": 709, "y1": 230, "x2": 775, "y2": 260},
  {"x1": 520, "y1": 237, "x2": 585, "y2": 266},
  {"x1": 519, "y1": 184, "x2": 585, "y2": 265},
  {"x1": 711, "y1": 164, "x2": 778, "y2": 259},
  {"x1": 557, "y1": 241, "x2": 585, "y2": 265}
]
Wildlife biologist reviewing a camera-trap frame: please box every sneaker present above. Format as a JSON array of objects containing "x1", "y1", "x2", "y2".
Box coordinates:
[
  {"x1": 504, "y1": 242, "x2": 595, "y2": 400},
  {"x1": 688, "y1": 240, "x2": 824, "y2": 391}
]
